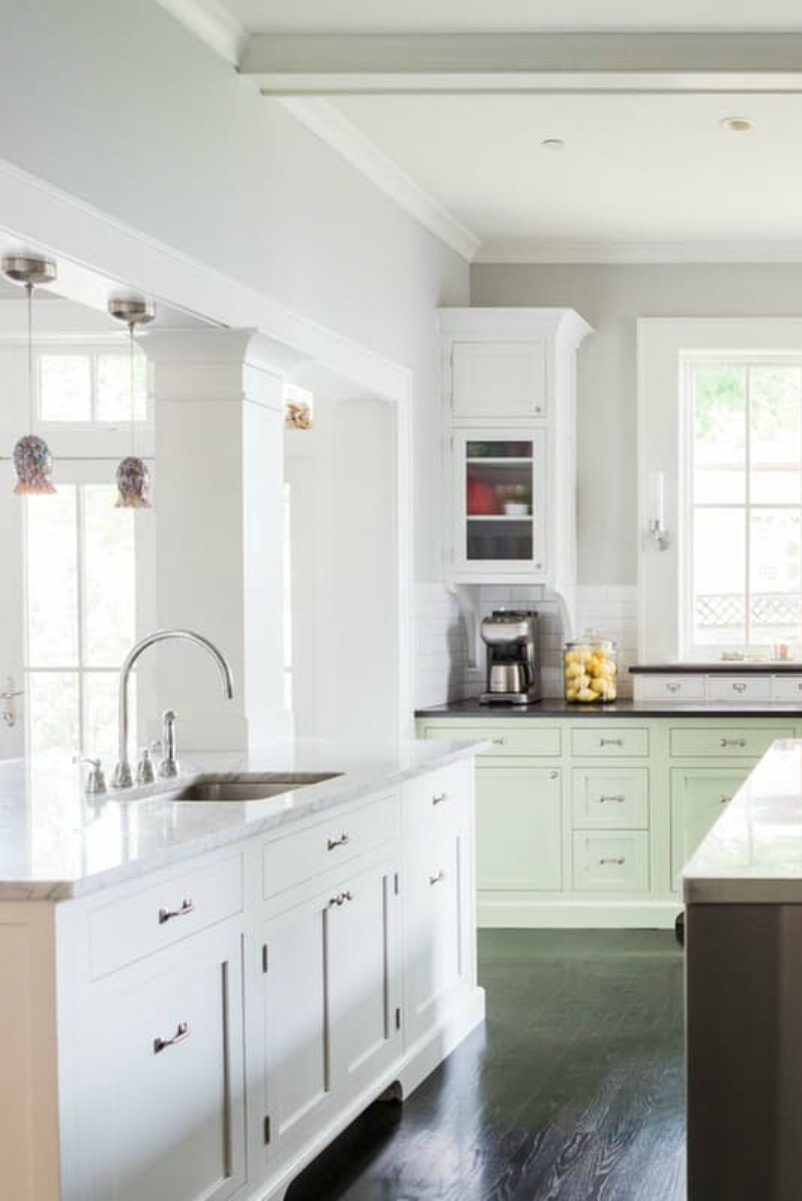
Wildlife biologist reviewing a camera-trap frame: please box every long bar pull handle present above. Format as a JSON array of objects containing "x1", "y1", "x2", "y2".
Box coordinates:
[
  {"x1": 327, "y1": 833, "x2": 351, "y2": 850},
  {"x1": 153, "y1": 1022, "x2": 189, "y2": 1054},
  {"x1": 158, "y1": 898, "x2": 194, "y2": 925}
]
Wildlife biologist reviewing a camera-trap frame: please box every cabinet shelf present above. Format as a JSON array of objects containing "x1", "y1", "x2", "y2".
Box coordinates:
[
  {"x1": 467, "y1": 514, "x2": 533, "y2": 522},
  {"x1": 465, "y1": 457, "x2": 533, "y2": 465}
]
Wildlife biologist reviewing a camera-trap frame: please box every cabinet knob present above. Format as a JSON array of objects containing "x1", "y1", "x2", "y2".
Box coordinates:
[
  {"x1": 158, "y1": 898, "x2": 194, "y2": 925},
  {"x1": 327, "y1": 833, "x2": 351, "y2": 850},
  {"x1": 720, "y1": 738, "x2": 746, "y2": 748},
  {"x1": 599, "y1": 856, "x2": 625, "y2": 866},
  {"x1": 432, "y1": 792, "x2": 448, "y2": 805},
  {"x1": 153, "y1": 1021, "x2": 189, "y2": 1054},
  {"x1": 429, "y1": 870, "x2": 447, "y2": 886}
]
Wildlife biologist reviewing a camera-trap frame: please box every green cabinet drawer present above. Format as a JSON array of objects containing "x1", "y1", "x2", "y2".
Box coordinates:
[
  {"x1": 571, "y1": 767, "x2": 649, "y2": 830},
  {"x1": 570, "y1": 726, "x2": 649, "y2": 758},
  {"x1": 669, "y1": 725, "x2": 794, "y2": 759},
  {"x1": 419, "y1": 722, "x2": 561, "y2": 758},
  {"x1": 572, "y1": 831, "x2": 649, "y2": 893}
]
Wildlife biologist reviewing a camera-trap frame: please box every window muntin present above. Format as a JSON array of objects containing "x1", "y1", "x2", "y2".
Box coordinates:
[
  {"x1": 683, "y1": 357, "x2": 802, "y2": 656},
  {"x1": 38, "y1": 346, "x2": 147, "y2": 423}
]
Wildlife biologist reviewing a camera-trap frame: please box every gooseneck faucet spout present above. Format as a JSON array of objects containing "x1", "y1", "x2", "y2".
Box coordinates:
[{"x1": 112, "y1": 629, "x2": 234, "y2": 789}]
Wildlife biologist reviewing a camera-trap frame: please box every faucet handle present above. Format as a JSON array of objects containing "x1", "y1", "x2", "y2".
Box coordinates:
[
  {"x1": 136, "y1": 747, "x2": 155, "y2": 786},
  {"x1": 73, "y1": 755, "x2": 107, "y2": 796},
  {"x1": 158, "y1": 709, "x2": 179, "y2": 779}
]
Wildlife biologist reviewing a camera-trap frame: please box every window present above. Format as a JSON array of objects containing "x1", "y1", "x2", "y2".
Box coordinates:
[
  {"x1": 24, "y1": 475, "x2": 144, "y2": 766},
  {"x1": 638, "y1": 318, "x2": 802, "y2": 663},
  {"x1": 38, "y1": 346, "x2": 147, "y2": 422}
]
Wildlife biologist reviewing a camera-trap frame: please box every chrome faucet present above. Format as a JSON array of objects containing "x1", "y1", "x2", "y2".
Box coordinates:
[{"x1": 112, "y1": 629, "x2": 234, "y2": 789}]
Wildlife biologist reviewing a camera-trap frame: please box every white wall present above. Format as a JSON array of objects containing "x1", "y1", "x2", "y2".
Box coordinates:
[
  {"x1": 0, "y1": 0, "x2": 469, "y2": 586},
  {"x1": 472, "y1": 263, "x2": 802, "y2": 588}
]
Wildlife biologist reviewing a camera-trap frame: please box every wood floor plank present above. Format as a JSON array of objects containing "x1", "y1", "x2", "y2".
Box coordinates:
[{"x1": 288, "y1": 930, "x2": 685, "y2": 1201}]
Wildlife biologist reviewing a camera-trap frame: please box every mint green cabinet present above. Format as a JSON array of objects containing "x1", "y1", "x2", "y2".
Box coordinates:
[
  {"x1": 476, "y1": 764, "x2": 562, "y2": 892},
  {"x1": 670, "y1": 767, "x2": 746, "y2": 887}
]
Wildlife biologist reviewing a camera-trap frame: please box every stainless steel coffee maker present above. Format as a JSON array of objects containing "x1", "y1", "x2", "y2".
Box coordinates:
[{"x1": 479, "y1": 610, "x2": 541, "y2": 705}]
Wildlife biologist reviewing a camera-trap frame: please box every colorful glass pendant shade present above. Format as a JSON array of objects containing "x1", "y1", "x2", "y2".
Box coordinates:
[
  {"x1": 2, "y1": 255, "x2": 58, "y2": 495},
  {"x1": 107, "y1": 297, "x2": 155, "y2": 509}
]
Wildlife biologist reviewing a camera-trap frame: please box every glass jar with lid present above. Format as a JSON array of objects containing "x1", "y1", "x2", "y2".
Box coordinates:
[{"x1": 564, "y1": 634, "x2": 619, "y2": 703}]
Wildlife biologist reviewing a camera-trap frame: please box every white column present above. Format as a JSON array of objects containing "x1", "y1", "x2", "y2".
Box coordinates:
[{"x1": 143, "y1": 328, "x2": 303, "y2": 752}]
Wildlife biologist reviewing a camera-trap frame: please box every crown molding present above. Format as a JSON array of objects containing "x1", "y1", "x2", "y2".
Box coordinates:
[
  {"x1": 154, "y1": 0, "x2": 246, "y2": 66},
  {"x1": 278, "y1": 97, "x2": 480, "y2": 262},
  {"x1": 474, "y1": 240, "x2": 802, "y2": 265}
]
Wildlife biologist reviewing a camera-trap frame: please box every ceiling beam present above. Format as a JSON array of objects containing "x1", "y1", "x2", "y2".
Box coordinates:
[{"x1": 240, "y1": 31, "x2": 802, "y2": 94}]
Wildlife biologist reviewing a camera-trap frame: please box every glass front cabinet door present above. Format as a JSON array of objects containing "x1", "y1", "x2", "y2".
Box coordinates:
[{"x1": 452, "y1": 429, "x2": 547, "y2": 578}]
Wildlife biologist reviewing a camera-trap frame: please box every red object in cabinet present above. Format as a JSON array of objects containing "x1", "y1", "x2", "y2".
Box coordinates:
[{"x1": 467, "y1": 476, "x2": 496, "y2": 515}]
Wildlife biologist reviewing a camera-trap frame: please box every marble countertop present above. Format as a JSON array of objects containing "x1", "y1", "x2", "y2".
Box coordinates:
[
  {"x1": 416, "y1": 698, "x2": 802, "y2": 719},
  {"x1": 0, "y1": 739, "x2": 483, "y2": 903},
  {"x1": 684, "y1": 739, "x2": 802, "y2": 904}
]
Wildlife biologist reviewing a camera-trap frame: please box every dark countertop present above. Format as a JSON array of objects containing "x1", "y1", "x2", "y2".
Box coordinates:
[
  {"x1": 415, "y1": 697, "x2": 802, "y2": 720},
  {"x1": 630, "y1": 663, "x2": 802, "y2": 674}
]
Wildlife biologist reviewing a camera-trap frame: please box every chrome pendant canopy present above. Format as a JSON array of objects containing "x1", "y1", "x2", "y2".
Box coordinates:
[{"x1": 2, "y1": 254, "x2": 59, "y2": 496}]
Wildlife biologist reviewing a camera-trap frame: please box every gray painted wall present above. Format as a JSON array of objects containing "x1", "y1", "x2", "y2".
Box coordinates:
[{"x1": 472, "y1": 263, "x2": 802, "y2": 584}]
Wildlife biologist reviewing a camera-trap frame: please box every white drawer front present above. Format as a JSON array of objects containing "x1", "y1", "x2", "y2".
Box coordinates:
[
  {"x1": 771, "y1": 676, "x2": 802, "y2": 701},
  {"x1": 90, "y1": 854, "x2": 244, "y2": 979},
  {"x1": 404, "y1": 762, "x2": 469, "y2": 843},
  {"x1": 669, "y1": 725, "x2": 794, "y2": 759},
  {"x1": 572, "y1": 831, "x2": 649, "y2": 893},
  {"x1": 635, "y1": 674, "x2": 706, "y2": 702},
  {"x1": 263, "y1": 793, "x2": 398, "y2": 899},
  {"x1": 571, "y1": 767, "x2": 649, "y2": 830},
  {"x1": 707, "y1": 676, "x2": 772, "y2": 702},
  {"x1": 570, "y1": 726, "x2": 649, "y2": 758}
]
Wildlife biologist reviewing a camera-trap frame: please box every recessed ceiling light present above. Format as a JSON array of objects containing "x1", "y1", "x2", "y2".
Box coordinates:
[
  {"x1": 541, "y1": 138, "x2": 566, "y2": 150},
  {"x1": 720, "y1": 117, "x2": 754, "y2": 132}
]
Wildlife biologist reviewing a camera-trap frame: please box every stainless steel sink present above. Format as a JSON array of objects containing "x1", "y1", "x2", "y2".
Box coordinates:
[{"x1": 159, "y1": 772, "x2": 342, "y2": 802}]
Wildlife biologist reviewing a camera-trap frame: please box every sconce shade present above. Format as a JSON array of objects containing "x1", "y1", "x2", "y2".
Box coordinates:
[
  {"x1": 13, "y1": 434, "x2": 56, "y2": 495},
  {"x1": 115, "y1": 456, "x2": 152, "y2": 509}
]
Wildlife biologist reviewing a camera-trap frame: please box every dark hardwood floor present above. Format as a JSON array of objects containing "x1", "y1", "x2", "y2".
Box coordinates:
[{"x1": 288, "y1": 930, "x2": 685, "y2": 1201}]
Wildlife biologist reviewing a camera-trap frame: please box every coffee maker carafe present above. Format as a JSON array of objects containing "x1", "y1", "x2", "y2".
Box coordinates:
[{"x1": 479, "y1": 610, "x2": 541, "y2": 705}]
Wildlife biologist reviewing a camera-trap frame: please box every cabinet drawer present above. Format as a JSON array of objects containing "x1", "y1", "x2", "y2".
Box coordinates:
[
  {"x1": 570, "y1": 726, "x2": 649, "y2": 758},
  {"x1": 263, "y1": 794, "x2": 398, "y2": 900},
  {"x1": 421, "y1": 722, "x2": 561, "y2": 758},
  {"x1": 771, "y1": 676, "x2": 802, "y2": 701},
  {"x1": 89, "y1": 854, "x2": 243, "y2": 979},
  {"x1": 635, "y1": 674, "x2": 706, "y2": 702},
  {"x1": 404, "y1": 762, "x2": 469, "y2": 842},
  {"x1": 669, "y1": 725, "x2": 793, "y2": 759},
  {"x1": 571, "y1": 767, "x2": 649, "y2": 830},
  {"x1": 572, "y1": 831, "x2": 649, "y2": 893},
  {"x1": 707, "y1": 676, "x2": 772, "y2": 702}
]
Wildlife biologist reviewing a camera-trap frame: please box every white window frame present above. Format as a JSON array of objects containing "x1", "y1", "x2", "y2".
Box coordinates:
[{"x1": 638, "y1": 318, "x2": 802, "y2": 663}]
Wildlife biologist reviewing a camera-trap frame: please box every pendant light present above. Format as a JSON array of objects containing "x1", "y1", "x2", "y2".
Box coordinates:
[
  {"x1": 2, "y1": 254, "x2": 58, "y2": 495},
  {"x1": 107, "y1": 297, "x2": 155, "y2": 509}
]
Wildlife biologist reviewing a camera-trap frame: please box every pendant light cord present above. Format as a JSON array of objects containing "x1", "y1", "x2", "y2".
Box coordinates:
[
  {"x1": 26, "y1": 281, "x2": 34, "y2": 433},
  {"x1": 128, "y1": 319, "x2": 136, "y2": 459}
]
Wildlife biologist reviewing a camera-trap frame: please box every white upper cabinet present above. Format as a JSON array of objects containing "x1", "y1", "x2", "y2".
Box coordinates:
[
  {"x1": 451, "y1": 341, "x2": 547, "y2": 420},
  {"x1": 440, "y1": 308, "x2": 592, "y2": 594}
]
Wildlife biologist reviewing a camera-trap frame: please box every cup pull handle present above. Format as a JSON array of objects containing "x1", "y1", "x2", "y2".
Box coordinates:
[
  {"x1": 158, "y1": 898, "x2": 194, "y2": 925},
  {"x1": 666, "y1": 682, "x2": 680, "y2": 693},
  {"x1": 153, "y1": 1022, "x2": 189, "y2": 1054}
]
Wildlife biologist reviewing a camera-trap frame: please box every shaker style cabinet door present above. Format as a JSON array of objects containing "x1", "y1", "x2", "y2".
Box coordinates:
[
  {"x1": 451, "y1": 340, "x2": 547, "y2": 420},
  {"x1": 452, "y1": 428, "x2": 547, "y2": 578},
  {"x1": 74, "y1": 923, "x2": 245, "y2": 1201},
  {"x1": 670, "y1": 768, "x2": 747, "y2": 888},
  {"x1": 476, "y1": 765, "x2": 563, "y2": 892}
]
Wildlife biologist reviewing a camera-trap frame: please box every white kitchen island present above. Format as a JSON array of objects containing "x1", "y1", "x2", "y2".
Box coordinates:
[
  {"x1": 0, "y1": 739, "x2": 485, "y2": 1201},
  {"x1": 684, "y1": 738, "x2": 802, "y2": 1201}
]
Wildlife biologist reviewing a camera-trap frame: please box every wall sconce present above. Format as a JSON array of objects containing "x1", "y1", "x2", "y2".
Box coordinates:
[{"x1": 647, "y1": 471, "x2": 670, "y2": 551}]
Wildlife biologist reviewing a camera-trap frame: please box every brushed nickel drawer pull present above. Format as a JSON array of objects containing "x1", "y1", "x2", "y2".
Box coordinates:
[
  {"x1": 492, "y1": 737, "x2": 507, "y2": 746},
  {"x1": 720, "y1": 794, "x2": 732, "y2": 804},
  {"x1": 153, "y1": 1022, "x2": 189, "y2": 1054},
  {"x1": 732, "y1": 682, "x2": 747, "y2": 693},
  {"x1": 429, "y1": 870, "x2": 447, "y2": 886},
  {"x1": 327, "y1": 833, "x2": 351, "y2": 850},
  {"x1": 666, "y1": 682, "x2": 681, "y2": 693},
  {"x1": 720, "y1": 738, "x2": 746, "y2": 748},
  {"x1": 432, "y1": 792, "x2": 448, "y2": 805},
  {"x1": 599, "y1": 856, "x2": 625, "y2": 866},
  {"x1": 599, "y1": 794, "x2": 625, "y2": 804},
  {"x1": 600, "y1": 738, "x2": 623, "y2": 747},
  {"x1": 328, "y1": 890, "x2": 354, "y2": 908},
  {"x1": 158, "y1": 898, "x2": 194, "y2": 925}
]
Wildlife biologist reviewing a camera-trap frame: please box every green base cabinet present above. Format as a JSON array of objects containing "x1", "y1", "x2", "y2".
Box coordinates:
[{"x1": 417, "y1": 715, "x2": 800, "y2": 928}]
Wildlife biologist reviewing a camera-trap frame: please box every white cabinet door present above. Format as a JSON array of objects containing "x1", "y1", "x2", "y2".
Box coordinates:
[
  {"x1": 326, "y1": 857, "x2": 402, "y2": 1100},
  {"x1": 76, "y1": 922, "x2": 245, "y2": 1201},
  {"x1": 451, "y1": 341, "x2": 547, "y2": 420},
  {"x1": 670, "y1": 767, "x2": 746, "y2": 888},
  {"x1": 262, "y1": 898, "x2": 331, "y2": 1164},
  {"x1": 476, "y1": 765, "x2": 562, "y2": 891}
]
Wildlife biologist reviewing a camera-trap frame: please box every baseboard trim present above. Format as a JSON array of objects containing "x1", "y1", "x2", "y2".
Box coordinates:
[{"x1": 478, "y1": 898, "x2": 680, "y2": 929}]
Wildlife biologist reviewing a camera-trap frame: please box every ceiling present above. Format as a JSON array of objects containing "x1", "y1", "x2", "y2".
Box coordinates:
[{"x1": 162, "y1": 1, "x2": 802, "y2": 260}]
